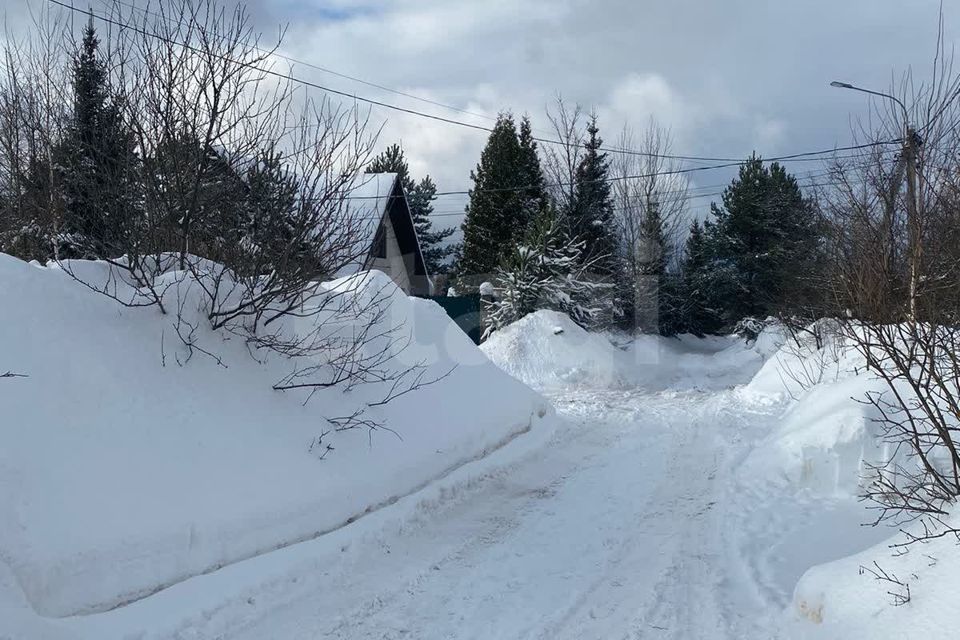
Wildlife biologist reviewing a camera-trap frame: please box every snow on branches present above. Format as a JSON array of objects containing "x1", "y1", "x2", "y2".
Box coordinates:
[{"x1": 483, "y1": 211, "x2": 611, "y2": 337}]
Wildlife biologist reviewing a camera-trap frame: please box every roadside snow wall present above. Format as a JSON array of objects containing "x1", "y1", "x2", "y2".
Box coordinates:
[{"x1": 0, "y1": 253, "x2": 551, "y2": 618}]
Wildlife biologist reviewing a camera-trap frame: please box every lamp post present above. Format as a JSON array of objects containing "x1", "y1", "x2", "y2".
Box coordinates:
[{"x1": 831, "y1": 80, "x2": 921, "y2": 320}]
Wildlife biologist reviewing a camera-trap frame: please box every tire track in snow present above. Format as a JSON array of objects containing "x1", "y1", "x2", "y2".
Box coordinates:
[{"x1": 221, "y1": 388, "x2": 777, "y2": 640}]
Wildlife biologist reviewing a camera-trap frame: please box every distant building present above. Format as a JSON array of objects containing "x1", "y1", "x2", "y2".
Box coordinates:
[{"x1": 335, "y1": 173, "x2": 431, "y2": 296}]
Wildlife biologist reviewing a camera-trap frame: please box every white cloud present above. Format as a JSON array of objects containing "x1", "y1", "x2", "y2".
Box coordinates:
[
  {"x1": 602, "y1": 73, "x2": 691, "y2": 131},
  {"x1": 752, "y1": 118, "x2": 787, "y2": 152}
]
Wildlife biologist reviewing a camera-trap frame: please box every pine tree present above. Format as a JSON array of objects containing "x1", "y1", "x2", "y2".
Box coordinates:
[
  {"x1": 58, "y1": 18, "x2": 139, "y2": 258},
  {"x1": 1, "y1": 149, "x2": 58, "y2": 262},
  {"x1": 238, "y1": 149, "x2": 300, "y2": 271},
  {"x1": 683, "y1": 155, "x2": 821, "y2": 332},
  {"x1": 145, "y1": 131, "x2": 244, "y2": 264},
  {"x1": 634, "y1": 200, "x2": 678, "y2": 333},
  {"x1": 458, "y1": 113, "x2": 545, "y2": 285},
  {"x1": 366, "y1": 143, "x2": 455, "y2": 274},
  {"x1": 518, "y1": 115, "x2": 548, "y2": 215}
]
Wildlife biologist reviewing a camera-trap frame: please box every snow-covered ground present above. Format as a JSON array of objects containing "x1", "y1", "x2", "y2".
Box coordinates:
[
  {"x1": 0, "y1": 255, "x2": 551, "y2": 637},
  {"x1": 3, "y1": 272, "x2": 956, "y2": 638}
]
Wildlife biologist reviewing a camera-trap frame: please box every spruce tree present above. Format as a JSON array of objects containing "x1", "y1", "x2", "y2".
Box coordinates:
[
  {"x1": 457, "y1": 113, "x2": 544, "y2": 285},
  {"x1": 635, "y1": 201, "x2": 677, "y2": 333},
  {"x1": 564, "y1": 114, "x2": 623, "y2": 326},
  {"x1": 366, "y1": 144, "x2": 455, "y2": 274},
  {"x1": 569, "y1": 115, "x2": 618, "y2": 275},
  {"x1": 680, "y1": 220, "x2": 726, "y2": 336},
  {"x1": 517, "y1": 115, "x2": 548, "y2": 215},
  {"x1": 58, "y1": 18, "x2": 138, "y2": 258},
  {"x1": 239, "y1": 149, "x2": 300, "y2": 271},
  {"x1": 485, "y1": 208, "x2": 606, "y2": 334}
]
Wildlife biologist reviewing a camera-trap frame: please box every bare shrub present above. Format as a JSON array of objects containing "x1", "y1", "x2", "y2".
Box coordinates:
[
  {"x1": 825, "y1": 15, "x2": 960, "y2": 546},
  {"x1": 1, "y1": 0, "x2": 445, "y2": 444}
]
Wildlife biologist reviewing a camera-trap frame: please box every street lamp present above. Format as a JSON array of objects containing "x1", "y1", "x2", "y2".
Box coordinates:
[
  {"x1": 830, "y1": 80, "x2": 909, "y2": 123},
  {"x1": 830, "y1": 79, "x2": 920, "y2": 320}
]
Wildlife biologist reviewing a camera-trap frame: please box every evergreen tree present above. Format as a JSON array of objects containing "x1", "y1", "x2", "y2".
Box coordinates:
[
  {"x1": 1, "y1": 149, "x2": 58, "y2": 262},
  {"x1": 682, "y1": 155, "x2": 821, "y2": 332},
  {"x1": 484, "y1": 208, "x2": 607, "y2": 335},
  {"x1": 679, "y1": 220, "x2": 726, "y2": 336},
  {"x1": 517, "y1": 115, "x2": 548, "y2": 215},
  {"x1": 458, "y1": 113, "x2": 545, "y2": 285},
  {"x1": 144, "y1": 131, "x2": 244, "y2": 263},
  {"x1": 238, "y1": 149, "x2": 300, "y2": 271},
  {"x1": 569, "y1": 115, "x2": 618, "y2": 276},
  {"x1": 635, "y1": 200, "x2": 683, "y2": 334},
  {"x1": 58, "y1": 18, "x2": 139, "y2": 258},
  {"x1": 562, "y1": 114, "x2": 623, "y2": 326},
  {"x1": 366, "y1": 143, "x2": 455, "y2": 274}
]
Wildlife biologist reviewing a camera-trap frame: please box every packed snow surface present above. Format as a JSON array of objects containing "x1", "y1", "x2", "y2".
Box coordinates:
[{"x1": 3, "y1": 277, "x2": 958, "y2": 639}]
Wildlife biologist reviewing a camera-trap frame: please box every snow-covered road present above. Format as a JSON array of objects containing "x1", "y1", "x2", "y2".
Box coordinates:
[{"x1": 225, "y1": 388, "x2": 782, "y2": 640}]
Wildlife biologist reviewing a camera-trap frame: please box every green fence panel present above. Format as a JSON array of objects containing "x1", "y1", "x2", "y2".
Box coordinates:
[{"x1": 418, "y1": 294, "x2": 483, "y2": 345}]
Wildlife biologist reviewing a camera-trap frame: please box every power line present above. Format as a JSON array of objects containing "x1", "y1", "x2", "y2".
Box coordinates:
[
  {"x1": 358, "y1": 176, "x2": 852, "y2": 222},
  {"x1": 340, "y1": 148, "x2": 893, "y2": 203},
  {"x1": 53, "y1": 0, "x2": 899, "y2": 167},
  {"x1": 88, "y1": 0, "x2": 739, "y2": 163},
  {"x1": 94, "y1": 0, "x2": 504, "y2": 126},
  {"x1": 50, "y1": 0, "x2": 908, "y2": 222},
  {"x1": 425, "y1": 169, "x2": 838, "y2": 213},
  {"x1": 397, "y1": 153, "x2": 892, "y2": 202}
]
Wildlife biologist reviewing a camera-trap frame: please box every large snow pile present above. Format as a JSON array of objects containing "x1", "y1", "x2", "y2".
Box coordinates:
[
  {"x1": 0, "y1": 253, "x2": 551, "y2": 621},
  {"x1": 479, "y1": 310, "x2": 639, "y2": 389},
  {"x1": 480, "y1": 309, "x2": 776, "y2": 391},
  {"x1": 738, "y1": 324, "x2": 894, "y2": 494},
  {"x1": 734, "y1": 322, "x2": 960, "y2": 636},
  {"x1": 742, "y1": 322, "x2": 859, "y2": 402},
  {"x1": 788, "y1": 512, "x2": 960, "y2": 639}
]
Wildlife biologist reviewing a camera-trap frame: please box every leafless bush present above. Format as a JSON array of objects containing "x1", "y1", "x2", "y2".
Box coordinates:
[
  {"x1": 859, "y1": 561, "x2": 913, "y2": 606},
  {"x1": 611, "y1": 121, "x2": 689, "y2": 331},
  {"x1": 857, "y1": 322, "x2": 960, "y2": 536},
  {"x1": 773, "y1": 318, "x2": 846, "y2": 398},
  {"x1": 825, "y1": 15, "x2": 960, "y2": 545},
  {"x1": 1, "y1": 0, "x2": 445, "y2": 444},
  {"x1": 0, "y1": 7, "x2": 70, "y2": 263},
  {"x1": 543, "y1": 95, "x2": 584, "y2": 217}
]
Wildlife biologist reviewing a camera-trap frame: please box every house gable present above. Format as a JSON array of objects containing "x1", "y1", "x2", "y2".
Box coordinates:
[
  {"x1": 333, "y1": 173, "x2": 430, "y2": 296},
  {"x1": 381, "y1": 178, "x2": 430, "y2": 296}
]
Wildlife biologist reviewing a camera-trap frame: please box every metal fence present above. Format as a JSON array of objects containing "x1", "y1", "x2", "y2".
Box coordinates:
[{"x1": 417, "y1": 294, "x2": 483, "y2": 345}]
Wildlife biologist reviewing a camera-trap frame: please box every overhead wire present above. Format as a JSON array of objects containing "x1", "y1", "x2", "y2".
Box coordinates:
[{"x1": 55, "y1": 0, "x2": 900, "y2": 168}]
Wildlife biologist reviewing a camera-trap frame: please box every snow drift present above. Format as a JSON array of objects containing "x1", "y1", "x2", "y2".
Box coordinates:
[
  {"x1": 0, "y1": 253, "x2": 551, "y2": 619},
  {"x1": 789, "y1": 511, "x2": 960, "y2": 639},
  {"x1": 735, "y1": 322, "x2": 960, "y2": 636},
  {"x1": 738, "y1": 324, "x2": 900, "y2": 494},
  {"x1": 480, "y1": 309, "x2": 773, "y2": 392}
]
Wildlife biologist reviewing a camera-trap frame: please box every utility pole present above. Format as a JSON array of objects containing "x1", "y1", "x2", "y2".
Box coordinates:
[
  {"x1": 903, "y1": 126, "x2": 921, "y2": 321},
  {"x1": 830, "y1": 81, "x2": 920, "y2": 320}
]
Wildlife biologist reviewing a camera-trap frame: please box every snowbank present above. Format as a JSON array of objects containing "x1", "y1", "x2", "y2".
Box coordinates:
[
  {"x1": 741, "y1": 323, "x2": 857, "y2": 403},
  {"x1": 788, "y1": 512, "x2": 960, "y2": 638},
  {"x1": 733, "y1": 322, "x2": 960, "y2": 637},
  {"x1": 480, "y1": 311, "x2": 639, "y2": 389},
  {"x1": 0, "y1": 253, "x2": 551, "y2": 619},
  {"x1": 736, "y1": 324, "x2": 886, "y2": 494},
  {"x1": 480, "y1": 310, "x2": 774, "y2": 392}
]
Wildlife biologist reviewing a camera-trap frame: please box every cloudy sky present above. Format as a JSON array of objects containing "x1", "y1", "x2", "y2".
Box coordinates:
[
  {"x1": 247, "y1": 0, "x2": 954, "y2": 230},
  {"x1": 12, "y1": 0, "x2": 958, "y2": 231}
]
